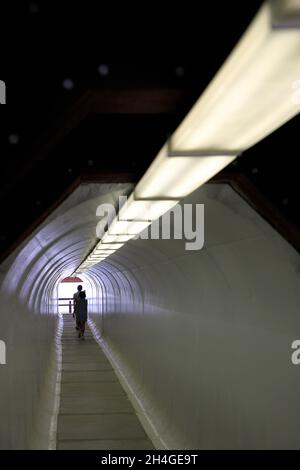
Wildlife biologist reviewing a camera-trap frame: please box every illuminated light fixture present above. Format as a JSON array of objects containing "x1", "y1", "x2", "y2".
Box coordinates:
[
  {"x1": 88, "y1": 254, "x2": 115, "y2": 261},
  {"x1": 93, "y1": 250, "x2": 116, "y2": 258},
  {"x1": 87, "y1": 254, "x2": 109, "y2": 260},
  {"x1": 118, "y1": 194, "x2": 179, "y2": 221},
  {"x1": 87, "y1": 259, "x2": 107, "y2": 264},
  {"x1": 107, "y1": 219, "x2": 151, "y2": 235},
  {"x1": 77, "y1": 0, "x2": 300, "y2": 272},
  {"x1": 93, "y1": 247, "x2": 117, "y2": 253},
  {"x1": 135, "y1": 145, "x2": 235, "y2": 200},
  {"x1": 169, "y1": 1, "x2": 300, "y2": 154},
  {"x1": 87, "y1": 255, "x2": 114, "y2": 261},
  {"x1": 89, "y1": 249, "x2": 112, "y2": 255},
  {"x1": 88, "y1": 255, "x2": 112, "y2": 260},
  {"x1": 101, "y1": 233, "x2": 135, "y2": 243},
  {"x1": 87, "y1": 260, "x2": 107, "y2": 264},
  {"x1": 97, "y1": 242, "x2": 125, "y2": 250}
]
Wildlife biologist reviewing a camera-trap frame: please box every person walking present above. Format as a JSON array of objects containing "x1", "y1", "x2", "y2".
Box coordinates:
[
  {"x1": 73, "y1": 285, "x2": 82, "y2": 330},
  {"x1": 76, "y1": 291, "x2": 88, "y2": 339}
]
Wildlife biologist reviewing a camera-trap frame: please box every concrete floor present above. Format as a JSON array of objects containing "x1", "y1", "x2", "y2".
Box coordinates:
[{"x1": 57, "y1": 315, "x2": 154, "y2": 450}]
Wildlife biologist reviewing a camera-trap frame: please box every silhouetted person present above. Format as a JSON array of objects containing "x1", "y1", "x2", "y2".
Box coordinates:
[
  {"x1": 73, "y1": 285, "x2": 82, "y2": 329},
  {"x1": 76, "y1": 291, "x2": 88, "y2": 339}
]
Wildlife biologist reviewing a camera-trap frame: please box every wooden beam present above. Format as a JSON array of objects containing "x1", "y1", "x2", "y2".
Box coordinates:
[
  {"x1": 81, "y1": 172, "x2": 138, "y2": 183},
  {"x1": 90, "y1": 88, "x2": 185, "y2": 114},
  {"x1": 0, "y1": 87, "x2": 184, "y2": 202},
  {"x1": 211, "y1": 170, "x2": 300, "y2": 253}
]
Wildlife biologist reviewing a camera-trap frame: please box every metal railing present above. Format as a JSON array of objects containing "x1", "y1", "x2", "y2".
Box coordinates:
[{"x1": 58, "y1": 297, "x2": 74, "y2": 314}]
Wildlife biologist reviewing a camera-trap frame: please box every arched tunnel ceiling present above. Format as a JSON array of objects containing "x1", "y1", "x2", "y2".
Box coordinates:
[
  {"x1": 0, "y1": 183, "x2": 133, "y2": 305},
  {"x1": 0, "y1": 0, "x2": 299, "y2": 262},
  {"x1": 1, "y1": 181, "x2": 299, "y2": 316}
]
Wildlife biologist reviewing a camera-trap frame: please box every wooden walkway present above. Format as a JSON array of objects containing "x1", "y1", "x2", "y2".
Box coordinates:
[{"x1": 56, "y1": 315, "x2": 154, "y2": 450}]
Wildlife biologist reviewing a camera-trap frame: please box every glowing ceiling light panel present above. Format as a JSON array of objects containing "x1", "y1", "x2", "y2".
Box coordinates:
[
  {"x1": 77, "y1": 1, "x2": 300, "y2": 272},
  {"x1": 87, "y1": 254, "x2": 109, "y2": 260},
  {"x1": 135, "y1": 145, "x2": 235, "y2": 199},
  {"x1": 107, "y1": 219, "x2": 151, "y2": 235},
  {"x1": 97, "y1": 242, "x2": 125, "y2": 250},
  {"x1": 101, "y1": 233, "x2": 135, "y2": 243},
  {"x1": 170, "y1": 2, "x2": 300, "y2": 153},
  {"x1": 118, "y1": 194, "x2": 179, "y2": 221}
]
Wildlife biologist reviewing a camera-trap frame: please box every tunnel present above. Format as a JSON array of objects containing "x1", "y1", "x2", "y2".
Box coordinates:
[
  {"x1": 1, "y1": 179, "x2": 300, "y2": 449},
  {"x1": 1, "y1": 0, "x2": 300, "y2": 452}
]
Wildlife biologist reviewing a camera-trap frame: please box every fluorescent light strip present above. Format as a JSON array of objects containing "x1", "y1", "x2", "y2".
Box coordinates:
[
  {"x1": 92, "y1": 252, "x2": 116, "y2": 257},
  {"x1": 101, "y1": 233, "x2": 135, "y2": 243},
  {"x1": 89, "y1": 252, "x2": 111, "y2": 256},
  {"x1": 78, "y1": 1, "x2": 300, "y2": 271},
  {"x1": 108, "y1": 219, "x2": 151, "y2": 235},
  {"x1": 170, "y1": 2, "x2": 300, "y2": 153},
  {"x1": 135, "y1": 146, "x2": 235, "y2": 199},
  {"x1": 118, "y1": 194, "x2": 179, "y2": 221},
  {"x1": 97, "y1": 242, "x2": 125, "y2": 250}
]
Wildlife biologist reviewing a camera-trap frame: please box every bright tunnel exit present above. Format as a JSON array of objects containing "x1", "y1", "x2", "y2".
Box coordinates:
[{"x1": 58, "y1": 277, "x2": 85, "y2": 315}]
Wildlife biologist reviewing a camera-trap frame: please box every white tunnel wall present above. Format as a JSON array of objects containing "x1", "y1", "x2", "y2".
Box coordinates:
[
  {"x1": 0, "y1": 183, "x2": 132, "y2": 449},
  {"x1": 0, "y1": 181, "x2": 300, "y2": 449},
  {"x1": 89, "y1": 184, "x2": 300, "y2": 450},
  {"x1": 0, "y1": 248, "x2": 59, "y2": 449}
]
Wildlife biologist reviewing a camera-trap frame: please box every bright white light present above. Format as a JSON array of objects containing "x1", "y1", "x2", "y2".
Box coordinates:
[
  {"x1": 58, "y1": 281, "x2": 85, "y2": 314},
  {"x1": 135, "y1": 145, "x2": 235, "y2": 199},
  {"x1": 89, "y1": 251, "x2": 111, "y2": 257},
  {"x1": 118, "y1": 194, "x2": 179, "y2": 221},
  {"x1": 93, "y1": 249, "x2": 115, "y2": 254},
  {"x1": 101, "y1": 233, "x2": 135, "y2": 243},
  {"x1": 170, "y1": 3, "x2": 300, "y2": 153},
  {"x1": 78, "y1": 1, "x2": 300, "y2": 272},
  {"x1": 97, "y1": 242, "x2": 125, "y2": 250},
  {"x1": 108, "y1": 219, "x2": 151, "y2": 235}
]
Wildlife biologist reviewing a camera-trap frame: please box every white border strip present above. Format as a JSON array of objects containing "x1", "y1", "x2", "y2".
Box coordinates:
[
  {"x1": 48, "y1": 314, "x2": 63, "y2": 450},
  {"x1": 88, "y1": 319, "x2": 168, "y2": 450}
]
